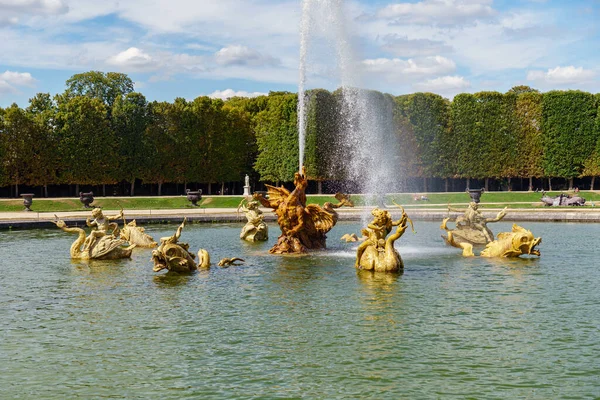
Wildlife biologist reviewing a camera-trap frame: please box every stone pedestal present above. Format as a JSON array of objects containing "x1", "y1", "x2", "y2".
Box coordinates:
[{"x1": 243, "y1": 185, "x2": 250, "y2": 196}]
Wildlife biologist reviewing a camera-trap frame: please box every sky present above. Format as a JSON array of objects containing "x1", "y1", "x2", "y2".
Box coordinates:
[{"x1": 1, "y1": 0, "x2": 599, "y2": 107}]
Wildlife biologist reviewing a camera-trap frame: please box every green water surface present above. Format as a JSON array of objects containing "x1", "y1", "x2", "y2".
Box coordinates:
[{"x1": 1, "y1": 221, "x2": 599, "y2": 399}]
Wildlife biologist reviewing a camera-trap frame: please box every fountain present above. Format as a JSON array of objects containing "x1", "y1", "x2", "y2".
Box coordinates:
[
  {"x1": 254, "y1": 166, "x2": 353, "y2": 254},
  {"x1": 297, "y1": 0, "x2": 400, "y2": 221}
]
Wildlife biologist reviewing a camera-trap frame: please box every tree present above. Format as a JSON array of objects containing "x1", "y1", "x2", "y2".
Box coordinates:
[
  {"x1": 142, "y1": 101, "x2": 181, "y2": 195},
  {"x1": 507, "y1": 85, "x2": 539, "y2": 95},
  {"x1": 395, "y1": 92, "x2": 450, "y2": 190},
  {"x1": 514, "y1": 91, "x2": 544, "y2": 190},
  {"x1": 449, "y1": 92, "x2": 517, "y2": 190},
  {"x1": 254, "y1": 92, "x2": 299, "y2": 183},
  {"x1": 581, "y1": 102, "x2": 600, "y2": 189},
  {"x1": 303, "y1": 89, "x2": 339, "y2": 191},
  {"x1": 25, "y1": 93, "x2": 59, "y2": 196},
  {"x1": 64, "y1": 71, "x2": 134, "y2": 111},
  {"x1": 55, "y1": 96, "x2": 116, "y2": 192},
  {"x1": 541, "y1": 90, "x2": 598, "y2": 189},
  {"x1": 112, "y1": 92, "x2": 150, "y2": 195}
]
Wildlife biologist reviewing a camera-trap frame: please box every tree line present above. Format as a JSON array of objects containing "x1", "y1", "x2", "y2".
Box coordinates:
[{"x1": 1, "y1": 72, "x2": 600, "y2": 197}]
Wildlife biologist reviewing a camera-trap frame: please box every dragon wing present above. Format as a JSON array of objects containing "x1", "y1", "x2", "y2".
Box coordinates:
[
  {"x1": 306, "y1": 204, "x2": 335, "y2": 234},
  {"x1": 264, "y1": 184, "x2": 290, "y2": 204}
]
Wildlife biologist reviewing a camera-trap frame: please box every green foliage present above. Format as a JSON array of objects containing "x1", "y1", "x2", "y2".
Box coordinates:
[
  {"x1": 303, "y1": 89, "x2": 339, "y2": 180},
  {"x1": 112, "y1": 92, "x2": 150, "y2": 191},
  {"x1": 4, "y1": 70, "x2": 600, "y2": 195},
  {"x1": 541, "y1": 91, "x2": 598, "y2": 178},
  {"x1": 514, "y1": 92, "x2": 544, "y2": 179},
  {"x1": 64, "y1": 71, "x2": 134, "y2": 110},
  {"x1": 55, "y1": 96, "x2": 116, "y2": 185},
  {"x1": 142, "y1": 101, "x2": 183, "y2": 186},
  {"x1": 449, "y1": 92, "x2": 517, "y2": 179},
  {"x1": 254, "y1": 92, "x2": 299, "y2": 182},
  {"x1": 395, "y1": 92, "x2": 450, "y2": 178},
  {"x1": 581, "y1": 102, "x2": 600, "y2": 178}
]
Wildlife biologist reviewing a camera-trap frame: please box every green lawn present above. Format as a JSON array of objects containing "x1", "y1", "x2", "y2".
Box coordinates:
[{"x1": 0, "y1": 191, "x2": 598, "y2": 212}]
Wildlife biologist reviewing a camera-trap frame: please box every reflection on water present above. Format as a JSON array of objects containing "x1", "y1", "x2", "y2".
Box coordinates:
[{"x1": 1, "y1": 221, "x2": 599, "y2": 398}]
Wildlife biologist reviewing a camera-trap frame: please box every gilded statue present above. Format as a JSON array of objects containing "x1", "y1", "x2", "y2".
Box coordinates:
[
  {"x1": 480, "y1": 224, "x2": 541, "y2": 258},
  {"x1": 441, "y1": 202, "x2": 507, "y2": 256},
  {"x1": 217, "y1": 257, "x2": 245, "y2": 267},
  {"x1": 119, "y1": 216, "x2": 157, "y2": 248},
  {"x1": 151, "y1": 218, "x2": 210, "y2": 273},
  {"x1": 238, "y1": 198, "x2": 268, "y2": 242},
  {"x1": 341, "y1": 233, "x2": 363, "y2": 242},
  {"x1": 355, "y1": 206, "x2": 412, "y2": 273},
  {"x1": 53, "y1": 215, "x2": 136, "y2": 260},
  {"x1": 86, "y1": 207, "x2": 122, "y2": 238},
  {"x1": 254, "y1": 166, "x2": 353, "y2": 254}
]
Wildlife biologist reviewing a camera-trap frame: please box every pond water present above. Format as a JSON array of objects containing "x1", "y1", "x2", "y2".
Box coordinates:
[{"x1": 1, "y1": 221, "x2": 599, "y2": 399}]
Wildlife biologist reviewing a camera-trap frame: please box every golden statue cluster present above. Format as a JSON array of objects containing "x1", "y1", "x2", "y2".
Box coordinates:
[
  {"x1": 440, "y1": 202, "x2": 541, "y2": 258},
  {"x1": 343, "y1": 197, "x2": 541, "y2": 272},
  {"x1": 52, "y1": 172, "x2": 541, "y2": 275},
  {"x1": 53, "y1": 208, "x2": 241, "y2": 274}
]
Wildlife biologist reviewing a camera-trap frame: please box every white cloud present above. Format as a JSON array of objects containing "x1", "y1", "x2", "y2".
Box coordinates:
[
  {"x1": 107, "y1": 47, "x2": 155, "y2": 71},
  {"x1": 363, "y1": 56, "x2": 456, "y2": 78},
  {"x1": 413, "y1": 75, "x2": 470, "y2": 91},
  {"x1": 0, "y1": 0, "x2": 68, "y2": 25},
  {"x1": 381, "y1": 35, "x2": 452, "y2": 57},
  {"x1": 215, "y1": 45, "x2": 279, "y2": 67},
  {"x1": 0, "y1": 16, "x2": 19, "y2": 26},
  {"x1": 208, "y1": 89, "x2": 267, "y2": 100},
  {"x1": 527, "y1": 66, "x2": 595, "y2": 85},
  {"x1": 0, "y1": 70, "x2": 35, "y2": 94},
  {"x1": 376, "y1": 0, "x2": 496, "y2": 26},
  {"x1": 0, "y1": 0, "x2": 68, "y2": 13}
]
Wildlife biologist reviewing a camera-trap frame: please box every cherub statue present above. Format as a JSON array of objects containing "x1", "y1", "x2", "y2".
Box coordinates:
[
  {"x1": 355, "y1": 205, "x2": 413, "y2": 273},
  {"x1": 441, "y1": 202, "x2": 508, "y2": 256},
  {"x1": 355, "y1": 208, "x2": 403, "y2": 268},
  {"x1": 238, "y1": 198, "x2": 268, "y2": 242},
  {"x1": 84, "y1": 207, "x2": 124, "y2": 249}
]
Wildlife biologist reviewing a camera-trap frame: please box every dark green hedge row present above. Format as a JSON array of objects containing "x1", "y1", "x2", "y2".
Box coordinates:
[{"x1": 1, "y1": 72, "x2": 599, "y2": 193}]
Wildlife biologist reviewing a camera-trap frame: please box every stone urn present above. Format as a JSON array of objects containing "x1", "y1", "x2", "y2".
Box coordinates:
[
  {"x1": 79, "y1": 191, "x2": 95, "y2": 208},
  {"x1": 20, "y1": 194, "x2": 34, "y2": 211},
  {"x1": 186, "y1": 189, "x2": 202, "y2": 207},
  {"x1": 467, "y1": 188, "x2": 484, "y2": 203}
]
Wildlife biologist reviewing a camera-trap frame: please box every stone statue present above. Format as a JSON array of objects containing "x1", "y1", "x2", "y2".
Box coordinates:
[
  {"x1": 52, "y1": 215, "x2": 136, "y2": 260},
  {"x1": 441, "y1": 202, "x2": 507, "y2": 256},
  {"x1": 480, "y1": 224, "x2": 541, "y2": 258},
  {"x1": 119, "y1": 215, "x2": 157, "y2": 248},
  {"x1": 355, "y1": 205, "x2": 412, "y2": 273},
  {"x1": 540, "y1": 191, "x2": 585, "y2": 206},
  {"x1": 238, "y1": 198, "x2": 268, "y2": 242},
  {"x1": 245, "y1": 174, "x2": 250, "y2": 187},
  {"x1": 254, "y1": 166, "x2": 353, "y2": 254},
  {"x1": 151, "y1": 218, "x2": 210, "y2": 273}
]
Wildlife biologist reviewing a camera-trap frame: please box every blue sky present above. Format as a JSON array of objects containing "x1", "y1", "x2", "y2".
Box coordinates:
[{"x1": 1, "y1": 0, "x2": 599, "y2": 107}]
